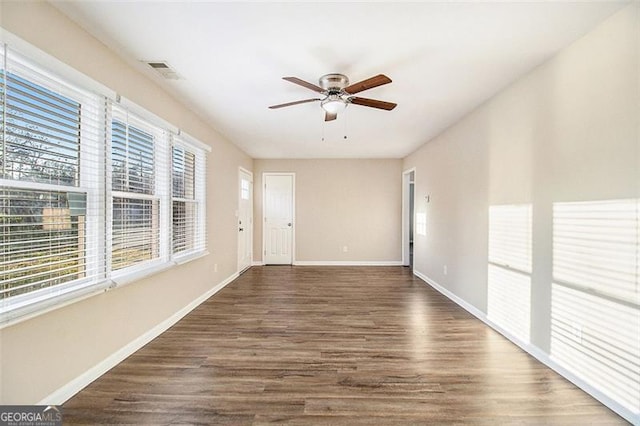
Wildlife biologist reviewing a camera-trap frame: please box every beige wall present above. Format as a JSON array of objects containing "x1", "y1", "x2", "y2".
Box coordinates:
[
  {"x1": 404, "y1": 3, "x2": 638, "y2": 352},
  {"x1": 0, "y1": 1, "x2": 252, "y2": 403},
  {"x1": 253, "y1": 159, "x2": 402, "y2": 263}
]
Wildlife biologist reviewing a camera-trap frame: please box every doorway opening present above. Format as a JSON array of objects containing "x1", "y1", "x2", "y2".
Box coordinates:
[{"x1": 402, "y1": 168, "x2": 415, "y2": 269}]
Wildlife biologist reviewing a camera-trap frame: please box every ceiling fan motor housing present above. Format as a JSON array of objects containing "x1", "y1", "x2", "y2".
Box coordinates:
[{"x1": 319, "y1": 73, "x2": 349, "y2": 92}]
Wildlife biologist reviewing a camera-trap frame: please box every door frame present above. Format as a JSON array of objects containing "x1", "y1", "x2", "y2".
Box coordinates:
[
  {"x1": 402, "y1": 167, "x2": 416, "y2": 267},
  {"x1": 262, "y1": 172, "x2": 296, "y2": 265},
  {"x1": 237, "y1": 167, "x2": 253, "y2": 273}
]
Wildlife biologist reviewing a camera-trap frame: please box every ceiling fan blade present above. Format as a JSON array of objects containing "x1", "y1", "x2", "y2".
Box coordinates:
[
  {"x1": 325, "y1": 112, "x2": 337, "y2": 121},
  {"x1": 268, "y1": 98, "x2": 321, "y2": 109},
  {"x1": 283, "y1": 77, "x2": 324, "y2": 93},
  {"x1": 344, "y1": 74, "x2": 392, "y2": 94},
  {"x1": 350, "y1": 97, "x2": 397, "y2": 111}
]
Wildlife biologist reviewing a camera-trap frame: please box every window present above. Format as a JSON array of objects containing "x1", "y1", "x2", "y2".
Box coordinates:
[
  {"x1": 110, "y1": 108, "x2": 168, "y2": 272},
  {"x1": 2, "y1": 73, "x2": 80, "y2": 186},
  {"x1": 0, "y1": 44, "x2": 208, "y2": 324},
  {"x1": 240, "y1": 177, "x2": 250, "y2": 201},
  {"x1": 171, "y1": 141, "x2": 206, "y2": 256},
  {"x1": 1, "y1": 46, "x2": 105, "y2": 318},
  {"x1": 1, "y1": 189, "x2": 87, "y2": 299}
]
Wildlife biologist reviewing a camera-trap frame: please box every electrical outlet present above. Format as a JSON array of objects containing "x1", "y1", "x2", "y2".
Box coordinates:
[
  {"x1": 443, "y1": 265, "x2": 448, "y2": 275},
  {"x1": 214, "y1": 264, "x2": 218, "y2": 273},
  {"x1": 342, "y1": 246, "x2": 348, "y2": 253}
]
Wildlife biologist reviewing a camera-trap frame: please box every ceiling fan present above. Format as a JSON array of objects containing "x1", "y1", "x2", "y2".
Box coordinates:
[{"x1": 269, "y1": 73, "x2": 397, "y2": 121}]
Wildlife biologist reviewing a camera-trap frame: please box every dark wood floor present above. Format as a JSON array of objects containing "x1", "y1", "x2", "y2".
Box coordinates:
[{"x1": 63, "y1": 266, "x2": 625, "y2": 424}]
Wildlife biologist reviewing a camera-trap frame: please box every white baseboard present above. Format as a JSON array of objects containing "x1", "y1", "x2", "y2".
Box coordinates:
[
  {"x1": 38, "y1": 271, "x2": 239, "y2": 406},
  {"x1": 251, "y1": 260, "x2": 402, "y2": 267},
  {"x1": 412, "y1": 269, "x2": 639, "y2": 426},
  {"x1": 293, "y1": 260, "x2": 403, "y2": 266}
]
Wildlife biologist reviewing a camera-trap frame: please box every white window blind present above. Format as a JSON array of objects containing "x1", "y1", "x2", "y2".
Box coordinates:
[
  {"x1": 171, "y1": 139, "x2": 206, "y2": 256},
  {"x1": 1, "y1": 39, "x2": 209, "y2": 325},
  {"x1": 1, "y1": 46, "x2": 105, "y2": 319},
  {"x1": 487, "y1": 204, "x2": 532, "y2": 342},
  {"x1": 109, "y1": 106, "x2": 168, "y2": 272},
  {"x1": 2, "y1": 72, "x2": 80, "y2": 186},
  {"x1": 551, "y1": 199, "x2": 639, "y2": 416}
]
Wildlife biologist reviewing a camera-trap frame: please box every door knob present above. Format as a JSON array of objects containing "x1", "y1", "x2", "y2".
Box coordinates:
[
  {"x1": 239, "y1": 228, "x2": 244, "y2": 232},
  {"x1": 287, "y1": 223, "x2": 292, "y2": 227}
]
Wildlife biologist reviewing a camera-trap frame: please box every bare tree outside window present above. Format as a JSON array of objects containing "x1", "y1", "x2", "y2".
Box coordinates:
[{"x1": 0, "y1": 70, "x2": 86, "y2": 299}]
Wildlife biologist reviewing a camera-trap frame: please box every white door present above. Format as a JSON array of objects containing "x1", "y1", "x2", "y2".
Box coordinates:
[
  {"x1": 263, "y1": 173, "x2": 294, "y2": 265},
  {"x1": 238, "y1": 168, "x2": 253, "y2": 273}
]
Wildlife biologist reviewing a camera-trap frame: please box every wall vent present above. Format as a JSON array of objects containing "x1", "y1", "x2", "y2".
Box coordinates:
[{"x1": 144, "y1": 61, "x2": 181, "y2": 80}]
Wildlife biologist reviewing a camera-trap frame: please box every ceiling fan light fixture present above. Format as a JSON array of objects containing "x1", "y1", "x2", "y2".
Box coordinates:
[{"x1": 321, "y1": 95, "x2": 347, "y2": 114}]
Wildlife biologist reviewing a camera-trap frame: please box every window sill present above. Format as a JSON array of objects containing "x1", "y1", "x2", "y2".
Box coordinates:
[
  {"x1": 110, "y1": 261, "x2": 174, "y2": 287},
  {"x1": 0, "y1": 280, "x2": 111, "y2": 330},
  {"x1": 1, "y1": 250, "x2": 210, "y2": 330},
  {"x1": 110, "y1": 250, "x2": 209, "y2": 286}
]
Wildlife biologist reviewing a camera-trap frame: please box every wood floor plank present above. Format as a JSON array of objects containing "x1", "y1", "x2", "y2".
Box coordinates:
[{"x1": 63, "y1": 266, "x2": 626, "y2": 424}]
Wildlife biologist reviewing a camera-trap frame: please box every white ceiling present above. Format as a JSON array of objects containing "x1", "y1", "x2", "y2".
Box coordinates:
[{"x1": 52, "y1": 1, "x2": 626, "y2": 159}]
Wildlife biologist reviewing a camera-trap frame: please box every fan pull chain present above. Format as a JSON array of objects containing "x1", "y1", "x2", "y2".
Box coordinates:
[{"x1": 343, "y1": 109, "x2": 348, "y2": 140}]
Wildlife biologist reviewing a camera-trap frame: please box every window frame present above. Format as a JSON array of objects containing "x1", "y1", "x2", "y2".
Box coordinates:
[
  {"x1": 108, "y1": 105, "x2": 170, "y2": 277},
  {"x1": 1, "y1": 45, "x2": 108, "y2": 310},
  {"x1": 171, "y1": 136, "x2": 207, "y2": 262},
  {"x1": 0, "y1": 41, "x2": 210, "y2": 327}
]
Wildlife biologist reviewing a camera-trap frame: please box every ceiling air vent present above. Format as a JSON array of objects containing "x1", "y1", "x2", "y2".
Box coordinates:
[{"x1": 144, "y1": 61, "x2": 181, "y2": 80}]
